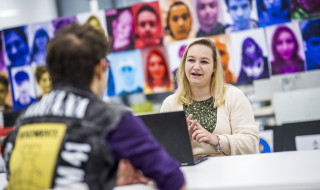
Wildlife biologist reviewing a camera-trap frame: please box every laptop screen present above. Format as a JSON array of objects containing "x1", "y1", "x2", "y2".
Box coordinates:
[{"x1": 138, "y1": 111, "x2": 196, "y2": 165}]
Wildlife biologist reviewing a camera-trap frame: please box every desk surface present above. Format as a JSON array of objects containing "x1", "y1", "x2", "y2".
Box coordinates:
[{"x1": 1, "y1": 150, "x2": 320, "y2": 190}]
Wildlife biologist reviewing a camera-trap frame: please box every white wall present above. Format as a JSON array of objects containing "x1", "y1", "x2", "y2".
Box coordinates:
[{"x1": 0, "y1": 0, "x2": 58, "y2": 30}]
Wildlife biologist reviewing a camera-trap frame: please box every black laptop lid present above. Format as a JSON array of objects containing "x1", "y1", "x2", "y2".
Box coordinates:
[{"x1": 138, "y1": 111, "x2": 195, "y2": 165}]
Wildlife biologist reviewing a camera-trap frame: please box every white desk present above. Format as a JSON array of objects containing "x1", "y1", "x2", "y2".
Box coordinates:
[{"x1": 1, "y1": 150, "x2": 320, "y2": 190}]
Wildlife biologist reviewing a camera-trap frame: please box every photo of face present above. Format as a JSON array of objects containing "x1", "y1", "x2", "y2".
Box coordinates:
[
  {"x1": 230, "y1": 28, "x2": 269, "y2": 83},
  {"x1": 106, "y1": 8, "x2": 135, "y2": 52},
  {"x1": 197, "y1": 0, "x2": 219, "y2": 26},
  {"x1": 142, "y1": 47, "x2": 171, "y2": 94},
  {"x1": 239, "y1": 37, "x2": 270, "y2": 83},
  {"x1": 10, "y1": 66, "x2": 37, "y2": 111},
  {"x1": 291, "y1": 0, "x2": 320, "y2": 20},
  {"x1": 168, "y1": 2, "x2": 192, "y2": 40},
  {"x1": 77, "y1": 10, "x2": 107, "y2": 34},
  {"x1": 211, "y1": 35, "x2": 237, "y2": 83},
  {"x1": 196, "y1": 0, "x2": 225, "y2": 36},
  {"x1": 275, "y1": 31, "x2": 295, "y2": 61},
  {"x1": 109, "y1": 50, "x2": 144, "y2": 95},
  {"x1": 3, "y1": 26, "x2": 30, "y2": 66},
  {"x1": 0, "y1": 74, "x2": 12, "y2": 112},
  {"x1": 256, "y1": 0, "x2": 290, "y2": 26},
  {"x1": 132, "y1": 2, "x2": 163, "y2": 48},
  {"x1": 266, "y1": 22, "x2": 306, "y2": 75},
  {"x1": 27, "y1": 22, "x2": 54, "y2": 66},
  {"x1": 35, "y1": 66, "x2": 52, "y2": 99},
  {"x1": 301, "y1": 19, "x2": 320, "y2": 70},
  {"x1": 52, "y1": 16, "x2": 77, "y2": 34},
  {"x1": 224, "y1": 0, "x2": 258, "y2": 33}
]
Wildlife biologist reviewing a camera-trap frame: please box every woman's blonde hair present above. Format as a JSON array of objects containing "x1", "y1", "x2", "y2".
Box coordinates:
[{"x1": 176, "y1": 38, "x2": 225, "y2": 108}]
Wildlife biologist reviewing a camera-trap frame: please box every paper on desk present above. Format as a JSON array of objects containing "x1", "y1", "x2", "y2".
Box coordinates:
[{"x1": 295, "y1": 134, "x2": 320, "y2": 151}]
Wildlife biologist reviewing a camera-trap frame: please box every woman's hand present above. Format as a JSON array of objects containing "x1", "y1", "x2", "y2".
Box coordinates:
[{"x1": 187, "y1": 114, "x2": 198, "y2": 139}]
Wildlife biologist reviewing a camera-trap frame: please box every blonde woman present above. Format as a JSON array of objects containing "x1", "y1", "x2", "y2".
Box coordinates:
[{"x1": 160, "y1": 38, "x2": 259, "y2": 157}]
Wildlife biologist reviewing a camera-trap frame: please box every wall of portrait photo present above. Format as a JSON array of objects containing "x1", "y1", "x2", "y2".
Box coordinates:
[
  {"x1": 1, "y1": 0, "x2": 320, "y2": 105},
  {"x1": 230, "y1": 28, "x2": 270, "y2": 84},
  {"x1": 265, "y1": 21, "x2": 306, "y2": 75}
]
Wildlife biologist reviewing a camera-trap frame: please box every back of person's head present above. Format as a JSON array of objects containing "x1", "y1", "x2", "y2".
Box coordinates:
[
  {"x1": 303, "y1": 20, "x2": 320, "y2": 41},
  {"x1": 15, "y1": 71, "x2": 29, "y2": 86},
  {"x1": 136, "y1": 4, "x2": 158, "y2": 23},
  {"x1": 4, "y1": 27, "x2": 28, "y2": 44},
  {"x1": 176, "y1": 38, "x2": 225, "y2": 108},
  {"x1": 0, "y1": 75, "x2": 9, "y2": 91},
  {"x1": 35, "y1": 66, "x2": 48, "y2": 83},
  {"x1": 46, "y1": 23, "x2": 109, "y2": 88}
]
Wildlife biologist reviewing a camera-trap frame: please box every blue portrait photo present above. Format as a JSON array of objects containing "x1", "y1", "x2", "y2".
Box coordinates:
[
  {"x1": 3, "y1": 26, "x2": 31, "y2": 67},
  {"x1": 256, "y1": 0, "x2": 290, "y2": 27},
  {"x1": 301, "y1": 19, "x2": 320, "y2": 71},
  {"x1": 109, "y1": 49, "x2": 144, "y2": 96},
  {"x1": 27, "y1": 22, "x2": 54, "y2": 66},
  {"x1": 9, "y1": 65, "x2": 37, "y2": 111}
]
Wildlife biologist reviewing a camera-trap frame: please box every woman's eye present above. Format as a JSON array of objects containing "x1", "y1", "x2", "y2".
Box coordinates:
[
  {"x1": 187, "y1": 59, "x2": 195, "y2": 62},
  {"x1": 201, "y1": 60, "x2": 208, "y2": 64}
]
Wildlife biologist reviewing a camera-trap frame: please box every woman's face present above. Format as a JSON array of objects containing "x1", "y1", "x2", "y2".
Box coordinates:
[
  {"x1": 197, "y1": 0, "x2": 219, "y2": 27},
  {"x1": 185, "y1": 44, "x2": 214, "y2": 88},
  {"x1": 169, "y1": 4, "x2": 192, "y2": 40},
  {"x1": 276, "y1": 30, "x2": 295, "y2": 61},
  {"x1": 35, "y1": 36, "x2": 48, "y2": 51},
  {"x1": 39, "y1": 72, "x2": 52, "y2": 94},
  {"x1": 245, "y1": 41, "x2": 256, "y2": 58},
  {"x1": 148, "y1": 53, "x2": 166, "y2": 81}
]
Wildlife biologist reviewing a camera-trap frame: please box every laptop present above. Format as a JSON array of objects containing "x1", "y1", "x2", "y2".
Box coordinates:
[{"x1": 138, "y1": 111, "x2": 209, "y2": 166}]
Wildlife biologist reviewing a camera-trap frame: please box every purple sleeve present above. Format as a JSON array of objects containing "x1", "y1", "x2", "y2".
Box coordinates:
[{"x1": 107, "y1": 112, "x2": 185, "y2": 190}]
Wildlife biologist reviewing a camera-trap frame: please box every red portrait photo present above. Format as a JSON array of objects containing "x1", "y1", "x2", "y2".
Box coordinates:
[{"x1": 132, "y1": 1, "x2": 164, "y2": 49}]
